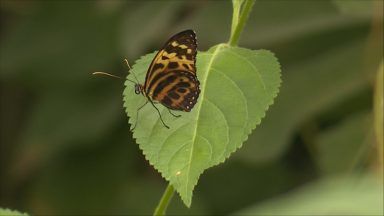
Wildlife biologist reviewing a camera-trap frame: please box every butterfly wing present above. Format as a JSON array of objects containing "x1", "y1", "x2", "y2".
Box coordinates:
[{"x1": 144, "y1": 30, "x2": 200, "y2": 112}]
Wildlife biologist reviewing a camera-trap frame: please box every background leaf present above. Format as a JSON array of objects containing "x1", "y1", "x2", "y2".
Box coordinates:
[
  {"x1": 0, "y1": 208, "x2": 28, "y2": 216},
  {"x1": 237, "y1": 39, "x2": 373, "y2": 163},
  {"x1": 123, "y1": 44, "x2": 281, "y2": 206},
  {"x1": 235, "y1": 175, "x2": 383, "y2": 215},
  {"x1": 315, "y1": 111, "x2": 372, "y2": 175}
]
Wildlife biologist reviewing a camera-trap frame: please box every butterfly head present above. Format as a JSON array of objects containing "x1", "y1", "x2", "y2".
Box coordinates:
[{"x1": 134, "y1": 84, "x2": 144, "y2": 95}]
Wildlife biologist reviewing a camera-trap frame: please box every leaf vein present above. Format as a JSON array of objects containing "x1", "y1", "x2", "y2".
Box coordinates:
[
  {"x1": 157, "y1": 122, "x2": 191, "y2": 164},
  {"x1": 186, "y1": 44, "x2": 224, "y2": 197},
  {"x1": 165, "y1": 139, "x2": 192, "y2": 177},
  {"x1": 204, "y1": 98, "x2": 230, "y2": 161},
  {"x1": 197, "y1": 135, "x2": 213, "y2": 162},
  {"x1": 225, "y1": 48, "x2": 267, "y2": 91},
  {"x1": 210, "y1": 67, "x2": 249, "y2": 124}
]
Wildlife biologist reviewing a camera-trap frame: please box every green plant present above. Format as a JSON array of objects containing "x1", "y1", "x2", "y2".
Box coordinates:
[
  {"x1": 0, "y1": 207, "x2": 28, "y2": 216},
  {"x1": 123, "y1": 0, "x2": 281, "y2": 214},
  {"x1": 1, "y1": 0, "x2": 382, "y2": 215}
]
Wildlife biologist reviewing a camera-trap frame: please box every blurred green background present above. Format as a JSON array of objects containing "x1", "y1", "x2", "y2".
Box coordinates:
[{"x1": 0, "y1": 0, "x2": 383, "y2": 215}]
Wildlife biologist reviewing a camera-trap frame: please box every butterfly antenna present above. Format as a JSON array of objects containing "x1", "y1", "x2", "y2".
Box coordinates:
[
  {"x1": 92, "y1": 71, "x2": 136, "y2": 84},
  {"x1": 124, "y1": 59, "x2": 140, "y2": 84},
  {"x1": 92, "y1": 72, "x2": 122, "y2": 79},
  {"x1": 124, "y1": 59, "x2": 132, "y2": 70}
]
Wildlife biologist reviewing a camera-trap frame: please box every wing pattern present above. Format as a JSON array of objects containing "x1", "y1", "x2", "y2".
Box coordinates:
[{"x1": 143, "y1": 30, "x2": 199, "y2": 111}]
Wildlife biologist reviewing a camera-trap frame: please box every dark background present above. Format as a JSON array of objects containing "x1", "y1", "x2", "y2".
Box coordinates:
[{"x1": 1, "y1": 0, "x2": 383, "y2": 215}]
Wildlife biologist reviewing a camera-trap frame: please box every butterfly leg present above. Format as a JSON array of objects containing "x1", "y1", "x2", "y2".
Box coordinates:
[
  {"x1": 167, "y1": 108, "x2": 181, "y2": 118},
  {"x1": 132, "y1": 100, "x2": 149, "y2": 130},
  {"x1": 148, "y1": 99, "x2": 170, "y2": 129}
]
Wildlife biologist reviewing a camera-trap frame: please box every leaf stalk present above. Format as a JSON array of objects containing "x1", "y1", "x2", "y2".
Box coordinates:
[
  {"x1": 228, "y1": 0, "x2": 256, "y2": 46},
  {"x1": 153, "y1": 184, "x2": 175, "y2": 216},
  {"x1": 374, "y1": 61, "x2": 383, "y2": 176}
]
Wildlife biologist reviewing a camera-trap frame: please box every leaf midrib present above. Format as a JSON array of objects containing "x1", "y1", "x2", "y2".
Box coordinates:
[{"x1": 184, "y1": 44, "x2": 225, "y2": 202}]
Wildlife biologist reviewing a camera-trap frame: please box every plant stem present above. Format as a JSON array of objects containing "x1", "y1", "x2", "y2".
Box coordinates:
[
  {"x1": 153, "y1": 183, "x2": 175, "y2": 216},
  {"x1": 228, "y1": 0, "x2": 256, "y2": 46},
  {"x1": 374, "y1": 61, "x2": 383, "y2": 176}
]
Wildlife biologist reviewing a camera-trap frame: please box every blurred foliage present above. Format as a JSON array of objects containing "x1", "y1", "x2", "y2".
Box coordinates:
[
  {"x1": 0, "y1": 0, "x2": 382, "y2": 215},
  {"x1": 236, "y1": 174, "x2": 383, "y2": 215},
  {"x1": 0, "y1": 207, "x2": 28, "y2": 216}
]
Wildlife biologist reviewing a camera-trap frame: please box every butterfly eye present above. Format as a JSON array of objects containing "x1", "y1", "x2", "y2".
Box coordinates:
[{"x1": 134, "y1": 84, "x2": 141, "y2": 94}]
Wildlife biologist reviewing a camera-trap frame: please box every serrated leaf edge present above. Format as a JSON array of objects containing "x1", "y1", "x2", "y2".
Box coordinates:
[{"x1": 122, "y1": 45, "x2": 282, "y2": 207}]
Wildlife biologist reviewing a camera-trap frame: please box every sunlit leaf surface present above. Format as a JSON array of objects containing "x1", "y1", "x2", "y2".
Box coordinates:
[{"x1": 123, "y1": 44, "x2": 281, "y2": 206}]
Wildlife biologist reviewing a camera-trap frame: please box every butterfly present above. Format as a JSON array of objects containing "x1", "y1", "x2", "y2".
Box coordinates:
[{"x1": 127, "y1": 29, "x2": 200, "y2": 129}]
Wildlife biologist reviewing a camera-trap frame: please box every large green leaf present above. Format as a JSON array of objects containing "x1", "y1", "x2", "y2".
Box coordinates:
[{"x1": 123, "y1": 44, "x2": 281, "y2": 206}]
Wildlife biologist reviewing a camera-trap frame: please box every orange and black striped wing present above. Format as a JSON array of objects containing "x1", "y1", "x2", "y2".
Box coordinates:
[
  {"x1": 144, "y1": 29, "x2": 197, "y2": 91},
  {"x1": 150, "y1": 70, "x2": 199, "y2": 111},
  {"x1": 144, "y1": 30, "x2": 199, "y2": 111}
]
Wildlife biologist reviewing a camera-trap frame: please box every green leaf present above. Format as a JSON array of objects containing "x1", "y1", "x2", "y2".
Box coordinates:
[
  {"x1": 316, "y1": 112, "x2": 372, "y2": 174},
  {"x1": 0, "y1": 208, "x2": 28, "y2": 216},
  {"x1": 374, "y1": 62, "x2": 383, "y2": 173},
  {"x1": 123, "y1": 44, "x2": 281, "y2": 206},
  {"x1": 235, "y1": 175, "x2": 383, "y2": 215},
  {"x1": 332, "y1": 0, "x2": 373, "y2": 16}
]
